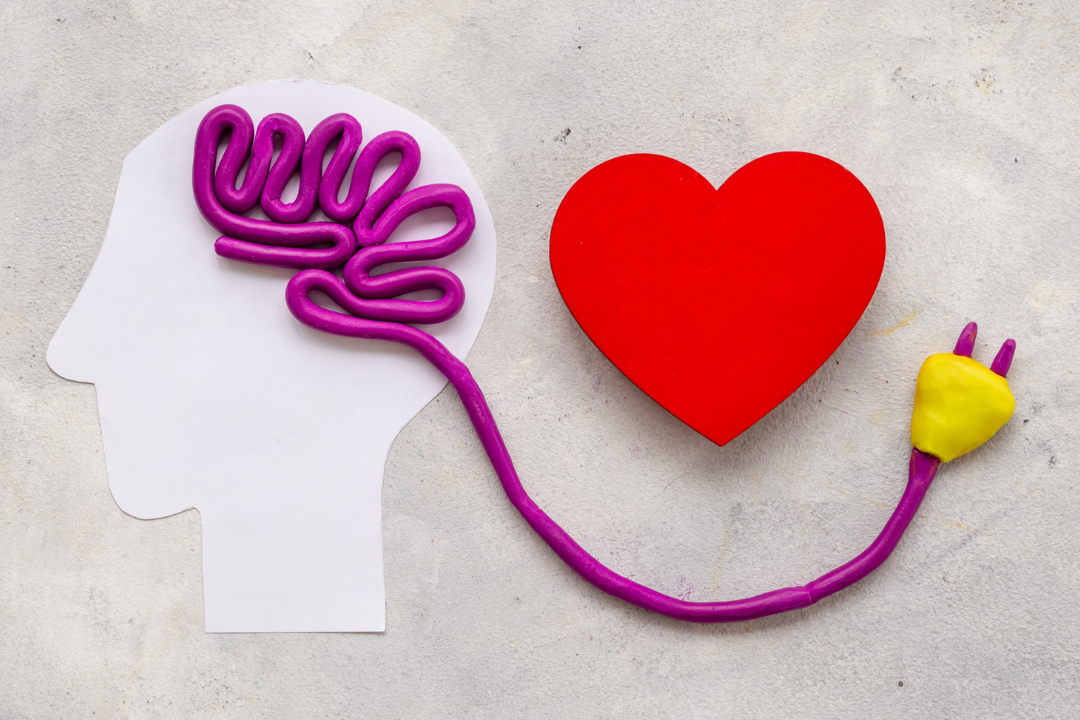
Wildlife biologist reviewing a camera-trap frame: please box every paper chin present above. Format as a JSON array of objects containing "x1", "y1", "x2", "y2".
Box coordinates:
[{"x1": 48, "y1": 80, "x2": 497, "y2": 632}]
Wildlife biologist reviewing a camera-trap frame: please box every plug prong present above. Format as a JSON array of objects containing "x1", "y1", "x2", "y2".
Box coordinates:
[
  {"x1": 953, "y1": 322, "x2": 978, "y2": 357},
  {"x1": 990, "y1": 339, "x2": 1016, "y2": 378}
]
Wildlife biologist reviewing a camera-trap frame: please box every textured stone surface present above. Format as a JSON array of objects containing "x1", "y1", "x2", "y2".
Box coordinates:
[{"x1": 1, "y1": 1, "x2": 1078, "y2": 717}]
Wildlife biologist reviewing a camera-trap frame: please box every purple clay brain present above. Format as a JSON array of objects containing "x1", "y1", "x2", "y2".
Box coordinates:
[{"x1": 192, "y1": 103, "x2": 475, "y2": 328}]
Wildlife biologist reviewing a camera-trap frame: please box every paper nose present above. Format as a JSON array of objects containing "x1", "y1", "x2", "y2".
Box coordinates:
[{"x1": 47, "y1": 307, "x2": 97, "y2": 383}]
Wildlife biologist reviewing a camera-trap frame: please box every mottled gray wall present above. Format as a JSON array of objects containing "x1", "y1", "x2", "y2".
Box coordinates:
[{"x1": 2, "y1": 1, "x2": 1078, "y2": 717}]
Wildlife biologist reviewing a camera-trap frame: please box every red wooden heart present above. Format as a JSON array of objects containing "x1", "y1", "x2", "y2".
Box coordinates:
[{"x1": 550, "y1": 152, "x2": 885, "y2": 446}]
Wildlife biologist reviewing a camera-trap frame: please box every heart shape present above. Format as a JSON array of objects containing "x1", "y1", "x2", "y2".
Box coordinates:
[{"x1": 550, "y1": 152, "x2": 885, "y2": 446}]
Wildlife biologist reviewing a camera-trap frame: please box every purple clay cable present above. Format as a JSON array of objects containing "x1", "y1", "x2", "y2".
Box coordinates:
[
  {"x1": 287, "y1": 282, "x2": 951, "y2": 622},
  {"x1": 193, "y1": 104, "x2": 999, "y2": 623}
]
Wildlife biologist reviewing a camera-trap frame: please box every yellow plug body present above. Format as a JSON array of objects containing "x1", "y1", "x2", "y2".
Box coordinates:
[{"x1": 911, "y1": 353, "x2": 1015, "y2": 463}]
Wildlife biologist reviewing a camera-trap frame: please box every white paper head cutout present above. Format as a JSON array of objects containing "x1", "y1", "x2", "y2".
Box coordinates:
[{"x1": 47, "y1": 81, "x2": 496, "y2": 632}]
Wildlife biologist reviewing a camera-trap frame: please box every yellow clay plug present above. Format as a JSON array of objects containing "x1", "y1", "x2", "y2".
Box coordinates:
[{"x1": 910, "y1": 322, "x2": 1016, "y2": 463}]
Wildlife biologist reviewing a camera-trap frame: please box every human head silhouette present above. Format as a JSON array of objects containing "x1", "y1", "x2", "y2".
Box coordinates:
[{"x1": 47, "y1": 81, "x2": 496, "y2": 632}]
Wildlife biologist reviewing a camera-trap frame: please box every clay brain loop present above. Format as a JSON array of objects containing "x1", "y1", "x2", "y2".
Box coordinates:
[{"x1": 192, "y1": 104, "x2": 475, "y2": 325}]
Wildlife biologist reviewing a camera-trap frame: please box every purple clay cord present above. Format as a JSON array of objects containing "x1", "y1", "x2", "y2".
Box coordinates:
[
  {"x1": 193, "y1": 104, "x2": 981, "y2": 623},
  {"x1": 287, "y1": 285, "x2": 946, "y2": 622}
]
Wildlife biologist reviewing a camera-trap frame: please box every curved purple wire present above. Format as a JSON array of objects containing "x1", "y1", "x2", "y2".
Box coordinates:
[
  {"x1": 286, "y1": 286, "x2": 944, "y2": 622},
  {"x1": 193, "y1": 104, "x2": 973, "y2": 622}
]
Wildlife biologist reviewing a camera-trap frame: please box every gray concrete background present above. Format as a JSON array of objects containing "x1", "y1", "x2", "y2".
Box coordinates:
[{"x1": 2, "y1": 1, "x2": 1078, "y2": 717}]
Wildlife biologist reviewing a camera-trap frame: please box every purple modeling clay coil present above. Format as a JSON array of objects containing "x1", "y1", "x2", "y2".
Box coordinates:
[{"x1": 193, "y1": 104, "x2": 1016, "y2": 623}]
